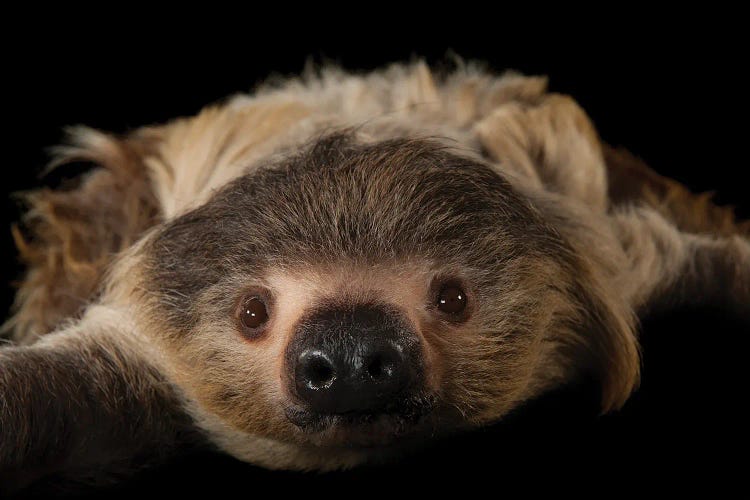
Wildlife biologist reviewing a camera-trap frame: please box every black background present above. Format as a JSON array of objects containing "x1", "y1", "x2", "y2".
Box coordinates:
[{"x1": 2, "y1": 17, "x2": 748, "y2": 497}]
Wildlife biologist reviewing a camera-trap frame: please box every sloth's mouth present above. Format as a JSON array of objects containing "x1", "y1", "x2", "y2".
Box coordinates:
[{"x1": 284, "y1": 393, "x2": 436, "y2": 446}]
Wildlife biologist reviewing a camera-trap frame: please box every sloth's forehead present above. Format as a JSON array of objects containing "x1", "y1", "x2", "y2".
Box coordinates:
[{"x1": 144, "y1": 134, "x2": 559, "y2": 303}]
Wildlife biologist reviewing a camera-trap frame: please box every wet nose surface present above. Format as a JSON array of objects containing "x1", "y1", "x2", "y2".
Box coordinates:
[
  {"x1": 289, "y1": 305, "x2": 421, "y2": 415},
  {"x1": 295, "y1": 338, "x2": 410, "y2": 414}
]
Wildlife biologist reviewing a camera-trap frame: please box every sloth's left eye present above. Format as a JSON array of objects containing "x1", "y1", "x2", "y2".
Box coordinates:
[{"x1": 437, "y1": 286, "x2": 467, "y2": 314}]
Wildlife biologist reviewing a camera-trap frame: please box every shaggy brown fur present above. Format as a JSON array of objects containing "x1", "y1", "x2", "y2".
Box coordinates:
[
  {"x1": 604, "y1": 145, "x2": 750, "y2": 237},
  {"x1": 1, "y1": 61, "x2": 747, "y2": 490},
  {"x1": 4, "y1": 129, "x2": 160, "y2": 343},
  {"x1": 6, "y1": 110, "x2": 744, "y2": 345}
]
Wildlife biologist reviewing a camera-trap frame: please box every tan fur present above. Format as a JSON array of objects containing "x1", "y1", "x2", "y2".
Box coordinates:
[
  {"x1": 2, "y1": 61, "x2": 747, "y2": 478},
  {"x1": 144, "y1": 100, "x2": 313, "y2": 219},
  {"x1": 476, "y1": 94, "x2": 609, "y2": 209}
]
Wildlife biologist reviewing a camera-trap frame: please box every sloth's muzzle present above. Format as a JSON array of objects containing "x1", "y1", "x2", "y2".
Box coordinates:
[{"x1": 284, "y1": 304, "x2": 425, "y2": 419}]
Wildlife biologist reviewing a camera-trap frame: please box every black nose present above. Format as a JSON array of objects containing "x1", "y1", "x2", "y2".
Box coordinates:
[{"x1": 289, "y1": 306, "x2": 421, "y2": 415}]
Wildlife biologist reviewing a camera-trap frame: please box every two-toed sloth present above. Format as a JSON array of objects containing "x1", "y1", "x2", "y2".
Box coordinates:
[{"x1": 1, "y1": 61, "x2": 748, "y2": 490}]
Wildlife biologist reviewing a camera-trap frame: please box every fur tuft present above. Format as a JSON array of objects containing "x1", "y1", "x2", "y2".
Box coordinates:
[{"x1": 3, "y1": 128, "x2": 159, "y2": 344}]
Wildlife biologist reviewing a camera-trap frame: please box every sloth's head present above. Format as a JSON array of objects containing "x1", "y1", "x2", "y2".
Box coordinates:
[{"x1": 137, "y1": 133, "x2": 638, "y2": 469}]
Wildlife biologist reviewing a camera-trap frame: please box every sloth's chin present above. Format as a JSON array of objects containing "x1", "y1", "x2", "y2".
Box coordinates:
[{"x1": 284, "y1": 395, "x2": 436, "y2": 448}]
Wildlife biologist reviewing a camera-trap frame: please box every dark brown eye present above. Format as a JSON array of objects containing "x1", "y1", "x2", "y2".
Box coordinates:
[
  {"x1": 437, "y1": 286, "x2": 467, "y2": 314},
  {"x1": 240, "y1": 297, "x2": 269, "y2": 329}
]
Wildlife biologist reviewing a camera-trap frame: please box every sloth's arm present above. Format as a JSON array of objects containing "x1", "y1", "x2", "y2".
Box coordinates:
[
  {"x1": 613, "y1": 208, "x2": 750, "y2": 320},
  {"x1": 0, "y1": 310, "x2": 193, "y2": 493},
  {"x1": 600, "y1": 129, "x2": 749, "y2": 319}
]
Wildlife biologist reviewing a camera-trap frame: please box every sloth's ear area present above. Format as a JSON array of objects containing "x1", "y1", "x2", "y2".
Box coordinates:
[
  {"x1": 561, "y1": 257, "x2": 641, "y2": 413},
  {"x1": 5, "y1": 127, "x2": 161, "y2": 344},
  {"x1": 580, "y1": 288, "x2": 641, "y2": 413},
  {"x1": 0, "y1": 307, "x2": 191, "y2": 493},
  {"x1": 531, "y1": 195, "x2": 641, "y2": 412},
  {"x1": 613, "y1": 208, "x2": 750, "y2": 322},
  {"x1": 474, "y1": 93, "x2": 609, "y2": 209}
]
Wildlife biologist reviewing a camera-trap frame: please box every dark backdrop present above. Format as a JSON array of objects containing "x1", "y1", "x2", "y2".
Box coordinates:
[{"x1": 2, "y1": 20, "x2": 748, "y2": 496}]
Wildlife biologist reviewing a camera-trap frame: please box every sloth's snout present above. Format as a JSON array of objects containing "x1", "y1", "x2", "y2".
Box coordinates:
[
  {"x1": 287, "y1": 305, "x2": 423, "y2": 416},
  {"x1": 295, "y1": 336, "x2": 410, "y2": 414}
]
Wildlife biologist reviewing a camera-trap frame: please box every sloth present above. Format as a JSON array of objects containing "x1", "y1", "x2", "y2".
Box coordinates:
[{"x1": 1, "y1": 61, "x2": 748, "y2": 491}]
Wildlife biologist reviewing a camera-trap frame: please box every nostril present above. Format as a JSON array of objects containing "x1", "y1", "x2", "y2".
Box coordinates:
[
  {"x1": 300, "y1": 352, "x2": 336, "y2": 390},
  {"x1": 308, "y1": 361, "x2": 334, "y2": 388},
  {"x1": 366, "y1": 353, "x2": 395, "y2": 381},
  {"x1": 367, "y1": 356, "x2": 383, "y2": 379}
]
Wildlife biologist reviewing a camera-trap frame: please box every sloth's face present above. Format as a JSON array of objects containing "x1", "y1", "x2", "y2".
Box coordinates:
[{"x1": 140, "y1": 135, "x2": 581, "y2": 468}]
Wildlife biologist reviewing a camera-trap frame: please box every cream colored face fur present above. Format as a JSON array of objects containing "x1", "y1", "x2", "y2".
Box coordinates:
[{"x1": 2, "y1": 61, "x2": 748, "y2": 478}]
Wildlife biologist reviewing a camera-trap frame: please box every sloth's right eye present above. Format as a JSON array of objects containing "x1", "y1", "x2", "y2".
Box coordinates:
[
  {"x1": 239, "y1": 297, "x2": 269, "y2": 330},
  {"x1": 429, "y1": 277, "x2": 471, "y2": 323}
]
